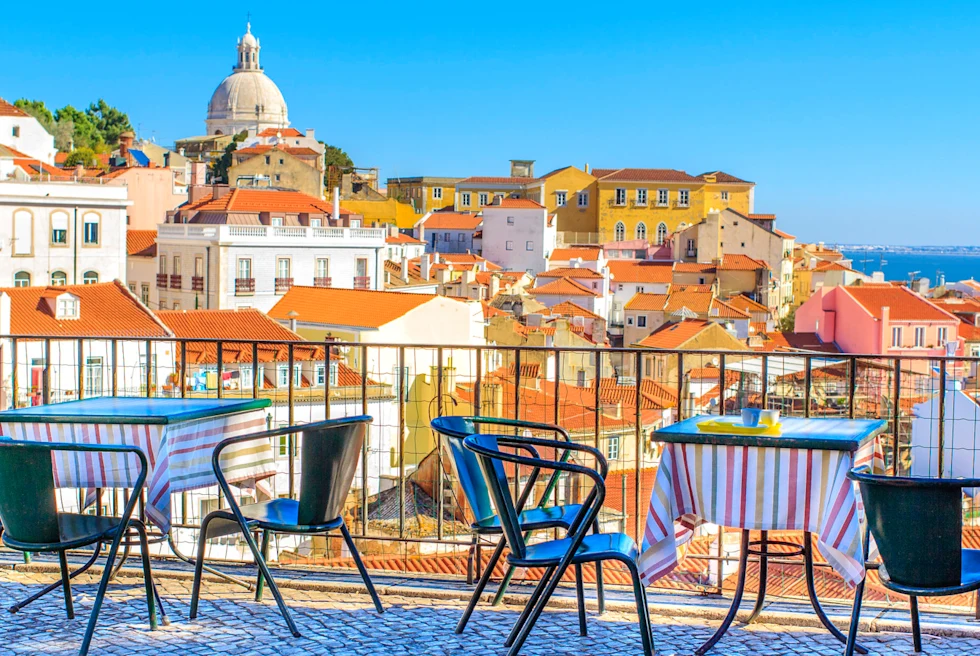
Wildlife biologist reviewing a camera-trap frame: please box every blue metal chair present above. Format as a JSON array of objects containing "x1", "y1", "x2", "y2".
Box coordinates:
[
  {"x1": 463, "y1": 433, "x2": 655, "y2": 656},
  {"x1": 0, "y1": 441, "x2": 156, "y2": 656},
  {"x1": 430, "y1": 415, "x2": 606, "y2": 634},
  {"x1": 846, "y1": 466, "x2": 980, "y2": 655},
  {"x1": 190, "y1": 416, "x2": 384, "y2": 638}
]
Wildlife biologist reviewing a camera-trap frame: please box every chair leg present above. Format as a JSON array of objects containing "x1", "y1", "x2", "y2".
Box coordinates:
[
  {"x1": 132, "y1": 522, "x2": 158, "y2": 630},
  {"x1": 240, "y1": 522, "x2": 300, "y2": 637},
  {"x1": 77, "y1": 524, "x2": 127, "y2": 656},
  {"x1": 910, "y1": 596, "x2": 922, "y2": 653},
  {"x1": 504, "y1": 565, "x2": 556, "y2": 648},
  {"x1": 189, "y1": 513, "x2": 217, "y2": 620},
  {"x1": 255, "y1": 529, "x2": 270, "y2": 603},
  {"x1": 466, "y1": 534, "x2": 477, "y2": 585},
  {"x1": 457, "y1": 536, "x2": 506, "y2": 634},
  {"x1": 575, "y1": 564, "x2": 587, "y2": 637},
  {"x1": 340, "y1": 522, "x2": 384, "y2": 613},
  {"x1": 491, "y1": 564, "x2": 518, "y2": 606},
  {"x1": 58, "y1": 550, "x2": 74, "y2": 620},
  {"x1": 628, "y1": 561, "x2": 655, "y2": 656},
  {"x1": 10, "y1": 545, "x2": 102, "y2": 615},
  {"x1": 844, "y1": 575, "x2": 866, "y2": 656},
  {"x1": 593, "y1": 521, "x2": 605, "y2": 614},
  {"x1": 508, "y1": 557, "x2": 579, "y2": 656}
]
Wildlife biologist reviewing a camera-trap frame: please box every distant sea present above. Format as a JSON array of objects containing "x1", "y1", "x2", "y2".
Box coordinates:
[{"x1": 840, "y1": 249, "x2": 980, "y2": 286}]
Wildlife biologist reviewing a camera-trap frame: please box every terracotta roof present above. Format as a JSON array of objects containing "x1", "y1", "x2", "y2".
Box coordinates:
[
  {"x1": 256, "y1": 127, "x2": 304, "y2": 137},
  {"x1": 773, "y1": 228, "x2": 795, "y2": 239},
  {"x1": 709, "y1": 298, "x2": 750, "y2": 320},
  {"x1": 530, "y1": 278, "x2": 598, "y2": 297},
  {"x1": 0, "y1": 145, "x2": 33, "y2": 158},
  {"x1": 719, "y1": 253, "x2": 770, "y2": 271},
  {"x1": 636, "y1": 319, "x2": 711, "y2": 348},
  {"x1": 724, "y1": 294, "x2": 770, "y2": 315},
  {"x1": 625, "y1": 293, "x2": 668, "y2": 311},
  {"x1": 126, "y1": 230, "x2": 157, "y2": 257},
  {"x1": 843, "y1": 285, "x2": 956, "y2": 322},
  {"x1": 53, "y1": 152, "x2": 111, "y2": 167},
  {"x1": 421, "y1": 212, "x2": 482, "y2": 230},
  {"x1": 930, "y1": 296, "x2": 980, "y2": 313},
  {"x1": 549, "y1": 301, "x2": 603, "y2": 320},
  {"x1": 748, "y1": 213, "x2": 777, "y2": 220},
  {"x1": 664, "y1": 289, "x2": 714, "y2": 314},
  {"x1": 268, "y1": 286, "x2": 437, "y2": 329},
  {"x1": 593, "y1": 168, "x2": 701, "y2": 183},
  {"x1": 674, "y1": 262, "x2": 717, "y2": 273},
  {"x1": 481, "y1": 301, "x2": 509, "y2": 320},
  {"x1": 0, "y1": 98, "x2": 29, "y2": 117},
  {"x1": 958, "y1": 320, "x2": 980, "y2": 342},
  {"x1": 672, "y1": 284, "x2": 712, "y2": 292},
  {"x1": 814, "y1": 260, "x2": 853, "y2": 272},
  {"x1": 457, "y1": 176, "x2": 537, "y2": 184},
  {"x1": 596, "y1": 377, "x2": 679, "y2": 409},
  {"x1": 235, "y1": 144, "x2": 320, "y2": 157},
  {"x1": 608, "y1": 260, "x2": 673, "y2": 284},
  {"x1": 699, "y1": 171, "x2": 753, "y2": 184},
  {"x1": 385, "y1": 232, "x2": 425, "y2": 245},
  {"x1": 180, "y1": 188, "x2": 336, "y2": 215},
  {"x1": 550, "y1": 247, "x2": 603, "y2": 261},
  {"x1": 537, "y1": 267, "x2": 604, "y2": 280},
  {"x1": 0, "y1": 282, "x2": 170, "y2": 338},
  {"x1": 488, "y1": 198, "x2": 545, "y2": 209},
  {"x1": 434, "y1": 253, "x2": 501, "y2": 270}
]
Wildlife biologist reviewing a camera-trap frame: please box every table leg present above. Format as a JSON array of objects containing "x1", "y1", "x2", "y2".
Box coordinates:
[
  {"x1": 803, "y1": 531, "x2": 868, "y2": 654},
  {"x1": 746, "y1": 530, "x2": 768, "y2": 624},
  {"x1": 695, "y1": 529, "x2": 750, "y2": 656},
  {"x1": 167, "y1": 530, "x2": 254, "y2": 590}
]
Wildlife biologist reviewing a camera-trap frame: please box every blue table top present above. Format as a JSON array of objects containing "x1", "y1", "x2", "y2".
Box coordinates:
[
  {"x1": 0, "y1": 398, "x2": 272, "y2": 425},
  {"x1": 655, "y1": 415, "x2": 888, "y2": 451}
]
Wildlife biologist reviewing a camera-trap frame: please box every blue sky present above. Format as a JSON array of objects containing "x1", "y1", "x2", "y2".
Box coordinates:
[{"x1": 3, "y1": 2, "x2": 979, "y2": 245}]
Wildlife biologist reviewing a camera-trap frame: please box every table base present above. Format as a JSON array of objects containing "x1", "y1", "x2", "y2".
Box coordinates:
[{"x1": 696, "y1": 529, "x2": 867, "y2": 656}]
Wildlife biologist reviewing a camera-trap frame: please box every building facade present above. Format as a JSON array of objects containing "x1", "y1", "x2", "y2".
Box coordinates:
[
  {"x1": 0, "y1": 98, "x2": 56, "y2": 165},
  {"x1": 386, "y1": 176, "x2": 463, "y2": 214},
  {"x1": 480, "y1": 198, "x2": 556, "y2": 275}
]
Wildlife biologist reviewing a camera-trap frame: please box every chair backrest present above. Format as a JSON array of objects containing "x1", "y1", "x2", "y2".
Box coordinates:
[
  {"x1": 429, "y1": 416, "x2": 495, "y2": 523},
  {"x1": 296, "y1": 416, "x2": 371, "y2": 526},
  {"x1": 463, "y1": 434, "x2": 526, "y2": 560},
  {"x1": 0, "y1": 442, "x2": 61, "y2": 545},
  {"x1": 851, "y1": 468, "x2": 970, "y2": 589}
]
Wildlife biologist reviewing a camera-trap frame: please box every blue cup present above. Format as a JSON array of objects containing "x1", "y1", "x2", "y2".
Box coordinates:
[{"x1": 741, "y1": 408, "x2": 762, "y2": 427}]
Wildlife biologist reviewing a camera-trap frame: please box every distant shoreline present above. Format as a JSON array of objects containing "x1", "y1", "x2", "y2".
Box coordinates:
[{"x1": 834, "y1": 245, "x2": 980, "y2": 256}]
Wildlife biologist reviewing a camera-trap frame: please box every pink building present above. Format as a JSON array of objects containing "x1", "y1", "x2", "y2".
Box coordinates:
[{"x1": 795, "y1": 284, "x2": 961, "y2": 356}]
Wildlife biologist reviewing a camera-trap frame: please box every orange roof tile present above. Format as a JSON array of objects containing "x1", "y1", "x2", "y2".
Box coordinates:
[
  {"x1": 385, "y1": 232, "x2": 425, "y2": 244},
  {"x1": 267, "y1": 286, "x2": 437, "y2": 329},
  {"x1": 724, "y1": 294, "x2": 770, "y2": 315},
  {"x1": 0, "y1": 98, "x2": 29, "y2": 117},
  {"x1": 625, "y1": 293, "x2": 668, "y2": 311},
  {"x1": 530, "y1": 278, "x2": 598, "y2": 297},
  {"x1": 458, "y1": 176, "x2": 536, "y2": 184},
  {"x1": 235, "y1": 143, "x2": 320, "y2": 157},
  {"x1": 549, "y1": 301, "x2": 603, "y2": 320},
  {"x1": 421, "y1": 212, "x2": 482, "y2": 230},
  {"x1": 1, "y1": 282, "x2": 170, "y2": 338},
  {"x1": 674, "y1": 262, "x2": 717, "y2": 273},
  {"x1": 550, "y1": 247, "x2": 603, "y2": 261},
  {"x1": 256, "y1": 127, "x2": 304, "y2": 137},
  {"x1": 719, "y1": 253, "x2": 770, "y2": 271},
  {"x1": 594, "y1": 168, "x2": 701, "y2": 183},
  {"x1": 749, "y1": 213, "x2": 777, "y2": 220},
  {"x1": 664, "y1": 289, "x2": 713, "y2": 314},
  {"x1": 488, "y1": 198, "x2": 545, "y2": 209},
  {"x1": 636, "y1": 319, "x2": 711, "y2": 348},
  {"x1": 126, "y1": 230, "x2": 157, "y2": 257},
  {"x1": 814, "y1": 260, "x2": 854, "y2": 272},
  {"x1": 607, "y1": 260, "x2": 673, "y2": 284},
  {"x1": 773, "y1": 228, "x2": 795, "y2": 239},
  {"x1": 700, "y1": 171, "x2": 753, "y2": 184},
  {"x1": 709, "y1": 298, "x2": 750, "y2": 320},
  {"x1": 843, "y1": 285, "x2": 956, "y2": 322},
  {"x1": 537, "y1": 267, "x2": 604, "y2": 280},
  {"x1": 181, "y1": 188, "x2": 336, "y2": 215}
]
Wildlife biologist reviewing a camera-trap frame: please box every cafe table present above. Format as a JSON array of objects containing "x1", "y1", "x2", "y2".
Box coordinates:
[{"x1": 638, "y1": 415, "x2": 887, "y2": 655}]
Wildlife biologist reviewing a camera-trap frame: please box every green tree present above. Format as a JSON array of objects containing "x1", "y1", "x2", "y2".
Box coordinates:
[
  {"x1": 778, "y1": 306, "x2": 797, "y2": 333},
  {"x1": 53, "y1": 105, "x2": 103, "y2": 151},
  {"x1": 85, "y1": 99, "x2": 133, "y2": 147},
  {"x1": 63, "y1": 147, "x2": 99, "y2": 167},
  {"x1": 210, "y1": 131, "x2": 248, "y2": 183},
  {"x1": 13, "y1": 99, "x2": 54, "y2": 126},
  {"x1": 322, "y1": 143, "x2": 353, "y2": 169}
]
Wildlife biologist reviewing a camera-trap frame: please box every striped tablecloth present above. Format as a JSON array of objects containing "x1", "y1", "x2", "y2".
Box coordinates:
[
  {"x1": 638, "y1": 438, "x2": 883, "y2": 587},
  {"x1": 0, "y1": 409, "x2": 275, "y2": 532}
]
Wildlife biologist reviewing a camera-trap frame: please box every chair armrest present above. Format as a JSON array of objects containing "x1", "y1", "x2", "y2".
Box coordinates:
[
  {"x1": 470, "y1": 416, "x2": 572, "y2": 442},
  {"x1": 495, "y1": 435, "x2": 609, "y2": 479}
]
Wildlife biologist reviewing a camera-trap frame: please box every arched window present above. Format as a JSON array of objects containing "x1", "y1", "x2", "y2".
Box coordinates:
[
  {"x1": 614, "y1": 222, "x2": 625, "y2": 242},
  {"x1": 13, "y1": 271, "x2": 31, "y2": 287},
  {"x1": 635, "y1": 222, "x2": 647, "y2": 241},
  {"x1": 51, "y1": 271, "x2": 67, "y2": 286},
  {"x1": 656, "y1": 222, "x2": 668, "y2": 245},
  {"x1": 82, "y1": 271, "x2": 99, "y2": 285}
]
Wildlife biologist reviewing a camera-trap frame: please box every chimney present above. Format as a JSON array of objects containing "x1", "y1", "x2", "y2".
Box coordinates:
[
  {"x1": 74, "y1": 164, "x2": 84, "y2": 178},
  {"x1": 333, "y1": 186, "x2": 340, "y2": 222},
  {"x1": 526, "y1": 313, "x2": 543, "y2": 327},
  {"x1": 421, "y1": 254, "x2": 431, "y2": 280},
  {"x1": 212, "y1": 183, "x2": 231, "y2": 200},
  {"x1": 400, "y1": 255, "x2": 409, "y2": 282},
  {"x1": 163, "y1": 152, "x2": 171, "y2": 168},
  {"x1": 481, "y1": 382, "x2": 503, "y2": 416},
  {"x1": 287, "y1": 310, "x2": 299, "y2": 333},
  {"x1": 809, "y1": 257, "x2": 817, "y2": 270},
  {"x1": 119, "y1": 131, "x2": 134, "y2": 158},
  {"x1": 490, "y1": 274, "x2": 501, "y2": 298},
  {"x1": 433, "y1": 252, "x2": 441, "y2": 264},
  {"x1": 190, "y1": 161, "x2": 206, "y2": 186},
  {"x1": 584, "y1": 163, "x2": 590, "y2": 175},
  {"x1": 306, "y1": 129, "x2": 315, "y2": 139},
  {"x1": 341, "y1": 173, "x2": 353, "y2": 198}
]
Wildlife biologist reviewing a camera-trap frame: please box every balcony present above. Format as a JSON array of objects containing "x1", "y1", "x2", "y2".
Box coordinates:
[
  {"x1": 235, "y1": 278, "x2": 255, "y2": 295},
  {"x1": 314, "y1": 276, "x2": 332, "y2": 288},
  {"x1": 156, "y1": 273, "x2": 168, "y2": 289},
  {"x1": 156, "y1": 223, "x2": 387, "y2": 247},
  {"x1": 275, "y1": 277, "x2": 293, "y2": 294},
  {"x1": 353, "y1": 276, "x2": 371, "y2": 290},
  {"x1": 169, "y1": 274, "x2": 182, "y2": 289},
  {"x1": 191, "y1": 276, "x2": 204, "y2": 292}
]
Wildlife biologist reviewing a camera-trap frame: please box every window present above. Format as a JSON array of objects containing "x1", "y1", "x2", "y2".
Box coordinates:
[
  {"x1": 678, "y1": 189, "x2": 690, "y2": 207},
  {"x1": 51, "y1": 271, "x2": 67, "y2": 286},
  {"x1": 316, "y1": 257, "x2": 329, "y2": 278},
  {"x1": 914, "y1": 326, "x2": 926, "y2": 347},
  {"x1": 277, "y1": 257, "x2": 290, "y2": 279},
  {"x1": 577, "y1": 191, "x2": 589, "y2": 207},
  {"x1": 316, "y1": 365, "x2": 326, "y2": 386},
  {"x1": 194, "y1": 256, "x2": 204, "y2": 277},
  {"x1": 265, "y1": 156, "x2": 271, "y2": 165},
  {"x1": 507, "y1": 216, "x2": 515, "y2": 225},
  {"x1": 635, "y1": 222, "x2": 647, "y2": 241},
  {"x1": 279, "y1": 159, "x2": 284, "y2": 165},
  {"x1": 607, "y1": 436, "x2": 620, "y2": 460},
  {"x1": 13, "y1": 209, "x2": 32, "y2": 255},
  {"x1": 329, "y1": 362, "x2": 339, "y2": 386},
  {"x1": 82, "y1": 271, "x2": 98, "y2": 284},
  {"x1": 159, "y1": 256, "x2": 167, "y2": 275},
  {"x1": 636, "y1": 286, "x2": 645, "y2": 293},
  {"x1": 892, "y1": 326, "x2": 903, "y2": 347},
  {"x1": 636, "y1": 188, "x2": 648, "y2": 206},
  {"x1": 129, "y1": 283, "x2": 136, "y2": 293},
  {"x1": 444, "y1": 232, "x2": 451, "y2": 242},
  {"x1": 277, "y1": 364, "x2": 302, "y2": 388},
  {"x1": 310, "y1": 218, "x2": 321, "y2": 227},
  {"x1": 141, "y1": 284, "x2": 150, "y2": 305},
  {"x1": 657, "y1": 189, "x2": 669, "y2": 206},
  {"x1": 237, "y1": 258, "x2": 252, "y2": 279},
  {"x1": 432, "y1": 187, "x2": 443, "y2": 200},
  {"x1": 458, "y1": 234, "x2": 466, "y2": 242},
  {"x1": 82, "y1": 212, "x2": 99, "y2": 245},
  {"x1": 12, "y1": 126, "x2": 20, "y2": 138},
  {"x1": 686, "y1": 238, "x2": 695, "y2": 252},
  {"x1": 555, "y1": 191, "x2": 567, "y2": 207},
  {"x1": 50, "y1": 211, "x2": 68, "y2": 245},
  {"x1": 240, "y1": 366, "x2": 254, "y2": 390},
  {"x1": 627, "y1": 316, "x2": 634, "y2": 326},
  {"x1": 158, "y1": 300, "x2": 166, "y2": 310},
  {"x1": 657, "y1": 223, "x2": 669, "y2": 245},
  {"x1": 478, "y1": 192, "x2": 489, "y2": 206},
  {"x1": 526, "y1": 241, "x2": 534, "y2": 251},
  {"x1": 614, "y1": 222, "x2": 625, "y2": 241},
  {"x1": 356, "y1": 257, "x2": 369, "y2": 278},
  {"x1": 637, "y1": 315, "x2": 647, "y2": 328},
  {"x1": 275, "y1": 174, "x2": 281, "y2": 182},
  {"x1": 271, "y1": 217, "x2": 283, "y2": 227},
  {"x1": 172, "y1": 301, "x2": 180, "y2": 310},
  {"x1": 461, "y1": 192, "x2": 471, "y2": 207},
  {"x1": 84, "y1": 357, "x2": 103, "y2": 394},
  {"x1": 938, "y1": 326, "x2": 948, "y2": 346},
  {"x1": 173, "y1": 255, "x2": 181, "y2": 275},
  {"x1": 13, "y1": 271, "x2": 31, "y2": 287},
  {"x1": 506, "y1": 240, "x2": 514, "y2": 251},
  {"x1": 614, "y1": 188, "x2": 627, "y2": 205},
  {"x1": 721, "y1": 190, "x2": 730, "y2": 202}
]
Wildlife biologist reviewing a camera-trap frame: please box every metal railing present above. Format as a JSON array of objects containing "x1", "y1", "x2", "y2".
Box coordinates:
[{"x1": 1, "y1": 336, "x2": 978, "y2": 614}]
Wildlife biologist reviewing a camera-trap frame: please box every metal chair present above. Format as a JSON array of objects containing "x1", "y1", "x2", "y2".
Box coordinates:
[
  {"x1": 430, "y1": 415, "x2": 606, "y2": 634},
  {"x1": 190, "y1": 416, "x2": 384, "y2": 638},
  {"x1": 0, "y1": 441, "x2": 156, "y2": 656},
  {"x1": 845, "y1": 466, "x2": 980, "y2": 655},
  {"x1": 463, "y1": 433, "x2": 655, "y2": 656}
]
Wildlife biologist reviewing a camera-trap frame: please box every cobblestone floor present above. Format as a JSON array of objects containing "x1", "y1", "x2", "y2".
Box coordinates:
[{"x1": 0, "y1": 567, "x2": 977, "y2": 655}]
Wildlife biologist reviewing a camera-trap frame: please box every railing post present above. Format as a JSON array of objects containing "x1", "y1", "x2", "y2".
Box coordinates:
[
  {"x1": 675, "y1": 352, "x2": 684, "y2": 423},
  {"x1": 251, "y1": 342, "x2": 259, "y2": 401},
  {"x1": 594, "y1": 352, "x2": 602, "y2": 450},
  {"x1": 287, "y1": 342, "x2": 295, "y2": 499},
  {"x1": 892, "y1": 358, "x2": 901, "y2": 476},
  {"x1": 77, "y1": 339, "x2": 85, "y2": 400},
  {"x1": 553, "y1": 349, "x2": 561, "y2": 426},
  {"x1": 848, "y1": 356, "x2": 857, "y2": 419},
  {"x1": 361, "y1": 344, "x2": 369, "y2": 536},
  {"x1": 474, "y1": 347, "x2": 482, "y2": 415},
  {"x1": 634, "y1": 350, "x2": 643, "y2": 545},
  {"x1": 803, "y1": 356, "x2": 812, "y2": 418},
  {"x1": 145, "y1": 339, "x2": 152, "y2": 398},
  {"x1": 323, "y1": 340, "x2": 331, "y2": 418},
  {"x1": 938, "y1": 358, "x2": 947, "y2": 478},
  {"x1": 436, "y1": 346, "x2": 444, "y2": 540},
  {"x1": 718, "y1": 353, "x2": 727, "y2": 416},
  {"x1": 398, "y1": 346, "x2": 406, "y2": 540},
  {"x1": 11, "y1": 337, "x2": 18, "y2": 408},
  {"x1": 216, "y1": 342, "x2": 224, "y2": 400},
  {"x1": 111, "y1": 339, "x2": 118, "y2": 398},
  {"x1": 42, "y1": 339, "x2": 51, "y2": 405},
  {"x1": 760, "y1": 353, "x2": 768, "y2": 409}
]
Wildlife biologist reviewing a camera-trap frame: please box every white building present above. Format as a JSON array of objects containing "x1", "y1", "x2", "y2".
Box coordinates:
[
  {"x1": 157, "y1": 188, "x2": 386, "y2": 312},
  {"x1": 0, "y1": 180, "x2": 130, "y2": 288},
  {"x1": 0, "y1": 98, "x2": 57, "y2": 164},
  {"x1": 241, "y1": 127, "x2": 324, "y2": 156},
  {"x1": 911, "y1": 374, "x2": 980, "y2": 496},
  {"x1": 127, "y1": 230, "x2": 158, "y2": 309},
  {"x1": 605, "y1": 260, "x2": 674, "y2": 333},
  {"x1": 481, "y1": 198, "x2": 557, "y2": 275}
]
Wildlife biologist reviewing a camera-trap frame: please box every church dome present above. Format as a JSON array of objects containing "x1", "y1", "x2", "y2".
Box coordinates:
[{"x1": 204, "y1": 23, "x2": 289, "y2": 136}]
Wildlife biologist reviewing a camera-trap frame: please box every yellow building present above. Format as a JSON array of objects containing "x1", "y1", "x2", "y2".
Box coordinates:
[
  {"x1": 594, "y1": 169, "x2": 755, "y2": 245},
  {"x1": 531, "y1": 165, "x2": 599, "y2": 235},
  {"x1": 386, "y1": 176, "x2": 462, "y2": 214}
]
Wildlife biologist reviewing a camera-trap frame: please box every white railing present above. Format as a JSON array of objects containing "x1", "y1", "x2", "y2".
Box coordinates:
[{"x1": 157, "y1": 224, "x2": 387, "y2": 243}]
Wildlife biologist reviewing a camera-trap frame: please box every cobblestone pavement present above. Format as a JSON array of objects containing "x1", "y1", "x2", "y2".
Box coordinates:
[{"x1": 0, "y1": 567, "x2": 977, "y2": 656}]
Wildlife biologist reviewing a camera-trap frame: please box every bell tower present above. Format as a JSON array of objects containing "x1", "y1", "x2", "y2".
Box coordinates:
[{"x1": 235, "y1": 22, "x2": 261, "y2": 72}]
